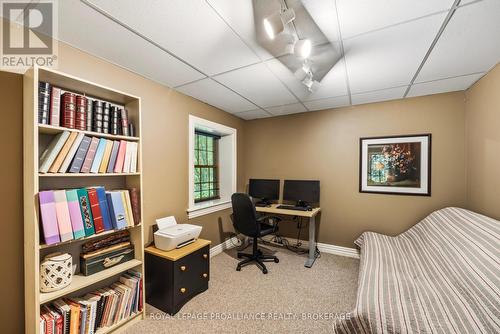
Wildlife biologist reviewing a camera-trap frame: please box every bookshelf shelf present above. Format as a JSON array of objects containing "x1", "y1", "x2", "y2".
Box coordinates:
[
  {"x1": 24, "y1": 66, "x2": 145, "y2": 333},
  {"x1": 39, "y1": 259, "x2": 142, "y2": 304},
  {"x1": 39, "y1": 225, "x2": 142, "y2": 250},
  {"x1": 39, "y1": 172, "x2": 141, "y2": 177},
  {"x1": 38, "y1": 124, "x2": 140, "y2": 142}
]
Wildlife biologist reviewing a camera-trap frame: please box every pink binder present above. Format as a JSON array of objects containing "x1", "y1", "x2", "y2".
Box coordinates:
[
  {"x1": 54, "y1": 190, "x2": 74, "y2": 242},
  {"x1": 39, "y1": 191, "x2": 61, "y2": 245}
]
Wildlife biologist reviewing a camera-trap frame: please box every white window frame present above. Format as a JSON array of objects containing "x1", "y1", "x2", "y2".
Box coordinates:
[{"x1": 187, "y1": 115, "x2": 237, "y2": 219}]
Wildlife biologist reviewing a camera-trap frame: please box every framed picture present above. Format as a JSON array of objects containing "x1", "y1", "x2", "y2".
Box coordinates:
[{"x1": 359, "y1": 134, "x2": 431, "y2": 196}]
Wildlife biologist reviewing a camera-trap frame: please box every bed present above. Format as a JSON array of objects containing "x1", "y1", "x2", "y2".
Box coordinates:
[{"x1": 333, "y1": 207, "x2": 500, "y2": 333}]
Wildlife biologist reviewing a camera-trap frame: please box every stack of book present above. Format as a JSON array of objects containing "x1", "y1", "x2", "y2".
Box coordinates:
[
  {"x1": 39, "y1": 270, "x2": 143, "y2": 334},
  {"x1": 39, "y1": 187, "x2": 141, "y2": 246},
  {"x1": 38, "y1": 81, "x2": 135, "y2": 136},
  {"x1": 39, "y1": 130, "x2": 139, "y2": 174}
]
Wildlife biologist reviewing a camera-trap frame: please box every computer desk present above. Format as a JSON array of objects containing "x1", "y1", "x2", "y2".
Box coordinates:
[{"x1": 255, "y1": 204, "x2": 321, "y2": 268}]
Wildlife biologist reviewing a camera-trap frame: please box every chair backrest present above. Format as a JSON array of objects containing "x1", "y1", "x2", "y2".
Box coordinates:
[{"x1": 231, "y1": 193, "x2": 259, "y2": 237}]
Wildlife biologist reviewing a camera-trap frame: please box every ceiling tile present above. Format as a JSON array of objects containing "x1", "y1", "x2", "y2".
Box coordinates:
[
  {"x1": 265, "y1": 103, "x2": 307, "y2": 116},
  {"x1": 416, "y1": 0, "x2": 500, "y2": 82},
  {"x1": 337, "y1": 0, "x2": 454, "y2": 39},
  {"x1": 235, "y1": 109, "x2": 272, "y2": 120},
  {"x1": 206, "y1": 0, "x2": 273, "y2": 60},
  {"x1": 303, "y1": 95, "x2": 350, "y2": 111},
  {"x1": 344, "y1": 13, "x2": 446, "y2": 94},
  {"x1": 351, "y1": 86, "x2": 407, "y2": 105},
  {"x1": 87, "y1": 0, "x2": 261, "y2": 75},
  {"x1": 407, "y1": 73, "x2": 484, "y2": 97},
  {"x1": 266, "y1": 57, "x2": 349, "y2": 102},
  {"x1": 213, "y1": 62, "x2": 299, "y2": 107},
  {"x1": 301, "y1": 0, "x2": 341, "y2": 43},
  {"x1": 59, "y1": 0, "x2": 204, "y2": 87},
  {"x1": 176, "y1": 78, "x2": 256, "y2": 113}
]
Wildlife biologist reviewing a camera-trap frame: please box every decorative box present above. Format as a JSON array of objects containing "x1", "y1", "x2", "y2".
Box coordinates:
[
  {"x1": 80, "y1": 244, "x2": 134, "y2": 276},
  {"x1": 40, "y1": 252, "x2": 73, "y2": 292}
]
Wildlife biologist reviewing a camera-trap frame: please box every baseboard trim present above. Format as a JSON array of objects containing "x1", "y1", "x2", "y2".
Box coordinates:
[
  {"x1": 210, "y1": 237, "x2": 239, "y2": 258},
  {"x1": 211, "y1": 235, "x2": 360, "y2": 259}
]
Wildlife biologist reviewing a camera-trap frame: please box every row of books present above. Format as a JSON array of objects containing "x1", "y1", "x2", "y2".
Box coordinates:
[
  {"x1": 39, "y1": 130, "x2": 138, "y2": 174},
  {"x1": 40, "y1": 270, "x2": 143, "y2": 334},
  {"x1": 39, "y1": 187, "x2": 140, "y2": 245},
  {"x1": 39, "y1": 81, "x2": 135, "y2": 137}
]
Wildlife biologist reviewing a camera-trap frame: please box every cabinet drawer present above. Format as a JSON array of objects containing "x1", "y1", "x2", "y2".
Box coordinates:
[{"x1": 173, "y1": 245, "x2": 210, "y2": 305}]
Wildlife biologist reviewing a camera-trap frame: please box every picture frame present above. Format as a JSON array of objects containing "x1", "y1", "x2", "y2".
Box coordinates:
[{"x1": 359, "y1": 134, "x2": 431, "y2": 196}]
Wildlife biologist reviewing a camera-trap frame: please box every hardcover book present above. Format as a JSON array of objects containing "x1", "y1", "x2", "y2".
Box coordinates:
[
  {"x1": 110, "y1": 106, "x2": 120, "y2": 135},
  {"x1": 102, "y1": 102, "x2": 110, "y2": 134},
  {"x1": 60, "y1": 132, "x2": 84, "y2": 173},
  {"x1": 39, "y1": 131, "x2": 71, "y2": 174},
  {"x1": 113, "y1": 140, "x2": 127, "y2": 173},
  {"x1": 38, "y1": 81, "x2": 51, "y2": 124},
  {"x1": 106, "y1": 141, "x2": 120, "y2": 173},
  {"x1": 99, "y1": 140, "x2": 114, "y2": 173},
  {"x1": 128, "y1": 188, "x2": 141, "y2": 225},
  {"x1": 90, "y1": 138, "x2": 107, "y2": 173},
  {"x1": 80, "y1": 137, "x2": 100, "y2": 173},
  {"x1": 122, "y1": 141, "x2": 132, "y2": 173},
  {"x1": 39, "y1": 190, "x2": 61, "y2": 245},
  {"x1": 49, "y1": 86, "x2": 61, "y2": 126},
  {"x1": 87, "y1": 188, "x2": 105, "y2": 234},
  {"x1": 93, "y1": 100, "x2": 103, "y2": 133},
  {"x1": 129, "y1": 142, "x2": 138, "y2": 173},
  {"x1": 48, "y1": 131, "x2": 78, "y2": 173},
  {"x1": 106, "y1": 191, "x2": 128, "y2": 229},
  {"x1": 69, "y1": 135, "x2": 91, "y2": 173},
  {"x1": 86, "y1": 97, "x2": 93, "y2": 131},
  {"x1": 94, "y1": 186, "x2": 113, "y2": 231},
  {"x1": 65, "y1": 189, "x2": 86, "y2": 239},
  {"x1": 120, "y1": 108, "x2": 129, "y2": 136},
  {"x1": 75, "y1": 95, "x2": 87, "y2": 131},
  {"x1": 53, "y1": 190, "x2": 75, "y2": 242},
  {"x1": 76, "y1": 188, "x2": 95, "y2": 237},
  {"x1": 61, "y1": 92, "x2": 76, "y2": 129}
]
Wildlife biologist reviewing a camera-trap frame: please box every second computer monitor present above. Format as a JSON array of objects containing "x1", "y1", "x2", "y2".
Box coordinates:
[
  {"x1": 283, "y1": 180, "x2": 320, "y2": 206},
  {"x1": 248, "y1": 179, "x2": 280, "y2": 203}
]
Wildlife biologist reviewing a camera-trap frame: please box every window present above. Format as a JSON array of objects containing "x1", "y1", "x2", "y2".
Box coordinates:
[
  {"x1": 194, "y1": 131, "x2": 220, "y2": 202},
  {"x1": 188, "y1": 115, "x2": 237, "y2": 219}
]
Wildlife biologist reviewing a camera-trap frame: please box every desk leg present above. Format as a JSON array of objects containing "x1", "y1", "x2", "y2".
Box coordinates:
[{"x1": 304, "y1": 216, "x2": 317, "y2": 268}]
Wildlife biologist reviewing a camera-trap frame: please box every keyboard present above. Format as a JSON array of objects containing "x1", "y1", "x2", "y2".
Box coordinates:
[{"x1": 276, "y1": 205, "x2": 310, "y2": 211}]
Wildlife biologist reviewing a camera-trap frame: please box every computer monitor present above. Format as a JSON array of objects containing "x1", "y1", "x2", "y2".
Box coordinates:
[
  {"x1": 248, "y1": 179, "x2": 280, "y2": 205},
  {"x1": 283, "y1": 180, "x2": 320, "y2": 207}
]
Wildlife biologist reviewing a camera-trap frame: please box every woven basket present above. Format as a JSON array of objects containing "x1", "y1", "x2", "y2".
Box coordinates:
[{"x1": 40, "y1": 252, "x2": 73, "y2": 293}]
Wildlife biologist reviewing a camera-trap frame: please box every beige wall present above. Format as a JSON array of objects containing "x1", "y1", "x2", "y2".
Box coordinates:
[
  {"x1": 244, "y1": 93, "x2": 467, "y2": 247},
  {"x1": 465, "y1": 64, "x2": 500, "y2": 219},
  {"x1": 0, "y1": 42, "x2": 245, "y2": 332}
]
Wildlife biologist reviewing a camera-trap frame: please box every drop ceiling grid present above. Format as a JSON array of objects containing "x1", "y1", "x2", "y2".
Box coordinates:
[{"x1": 72, "y1": 0, "x2": 496, "y2": 120}]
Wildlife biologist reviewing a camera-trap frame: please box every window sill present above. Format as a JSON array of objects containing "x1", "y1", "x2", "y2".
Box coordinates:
[{"x1": 187, "y1": 199, "x2": 232, "y2": 219}]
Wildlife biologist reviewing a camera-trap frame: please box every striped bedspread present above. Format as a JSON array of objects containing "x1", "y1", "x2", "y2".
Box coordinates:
[{"x1": 333, "y1": 207, "x2": 500, "y2": 334}]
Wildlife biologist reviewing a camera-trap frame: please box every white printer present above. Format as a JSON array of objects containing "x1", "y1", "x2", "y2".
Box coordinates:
[{"x1": 153, "y1": 216, "x2": 202, "y2": 251}]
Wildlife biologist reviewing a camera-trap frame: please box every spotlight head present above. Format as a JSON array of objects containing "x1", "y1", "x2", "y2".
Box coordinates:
[
  {"x1": 301, "y1": 72, "x2": 320, "y2": 92},
  {"x1": 294, "y1": 61, "x2": 312, "y2": 81},
  {"x1": 263, "y1": 8, "x2": 295, "y2": 40},
  {"x1": 295, "y1": 39, "x2": 312, "y2": 59}
]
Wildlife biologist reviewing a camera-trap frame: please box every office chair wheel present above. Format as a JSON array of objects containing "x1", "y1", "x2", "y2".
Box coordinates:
[
  {"x1": 274, "y1": 258, "x2": 279, "y2": 263},
  {"x1": 262, "y1": 268, "x2": 268, "y2": 274},
  {"x1": 236, "y1": 266, "x2": 241, "y2": 271}
]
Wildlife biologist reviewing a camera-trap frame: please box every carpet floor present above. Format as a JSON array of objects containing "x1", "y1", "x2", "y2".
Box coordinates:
[{"x1": 124, "y1": 244, "x2": 359, "y2": 334}]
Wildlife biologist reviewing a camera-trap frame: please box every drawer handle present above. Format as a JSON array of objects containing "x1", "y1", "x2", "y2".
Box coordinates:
[
  {"x1": 180, "y1": 288, "x2": 186, "y2": 293},
  {"x1": 203, "y1": 273, "x2": 208, "y2": 278},
  {"x1": 180, "y1": 265, "x2": 186, "y2": 271},
  {"x1": 203, "y1": 254, "x2": 208, "y2": 259}
]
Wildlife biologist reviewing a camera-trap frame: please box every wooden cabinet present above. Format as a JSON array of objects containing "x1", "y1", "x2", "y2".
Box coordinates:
[{"x1": 145, "y1": 239, "x2": 210, "y2": 315}]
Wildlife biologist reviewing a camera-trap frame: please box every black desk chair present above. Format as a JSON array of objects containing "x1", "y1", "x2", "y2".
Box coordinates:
[{"x1": 231, "y1": 193, "x2": 280, "y2": 274}]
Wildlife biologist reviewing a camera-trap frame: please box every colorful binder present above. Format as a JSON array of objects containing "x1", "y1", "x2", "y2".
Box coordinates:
[
  {"x1": 76, "y1": 188, "x2": 95, "y2": 236},
  {"x1": 93, "y1": 187, "x2": 113, "y2": 231},
  {"x1": 113, "y1": 140, "x2": 127, "y2": 173},
  {"x1": 99, "y1": 140, "x2": 113, "y2": 173},
  {"x1": 90, "y1": 138, "x2": 107, "y2": 173},
  {"x1": 106, "y1": 191, "x2": 128, "y2": 229},
  {"x1": 65, "y1": 189, "x2": 86, "y2": 239},
  {"x1": 106, "y1": 141, "x2": 120, "y2": 173},
  {"x1": 53, "y1": 190, "x2": 74, "y2": 242},
  {"x1": 39, "y1": 131, "x2": 70, "y2": 173},
  {"x1": 81, "y1": 137, "x2": 99, "y2": 173},
  {"x1": 87, "y1": 188, "x2": 104, "y2": 234},
  {"x1": 59, "y1": 132, "x2": 84, "y2": 173},
  {"x1": 69, "y1": 136, "x2": 91, "y2": 173},
  {"x1": 49, "y1": 131, "x2": 78, "y2": 173},
  {"x1": 39, "y1": 191, "x2": 60, "y2": 245}
]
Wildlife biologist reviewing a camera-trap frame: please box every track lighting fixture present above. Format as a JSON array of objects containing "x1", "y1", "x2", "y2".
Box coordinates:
[
  {"x1": 294, "y1": 61, "x2": 312, "y2": 81},
  {"x1": 263, "y1": 8, "x2": 295, "y2": 40},
  {"x1": 301, "y1": 72, "x2": 320, "y2": 92},
  {"x1": 284, "y1": 36, "x2": 313, "y2": 59}
]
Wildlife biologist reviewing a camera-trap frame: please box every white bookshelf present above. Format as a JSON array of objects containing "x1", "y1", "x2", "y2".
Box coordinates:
[{"x1": 24, "y1": 66, "x2": 145, "y2": 334}]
